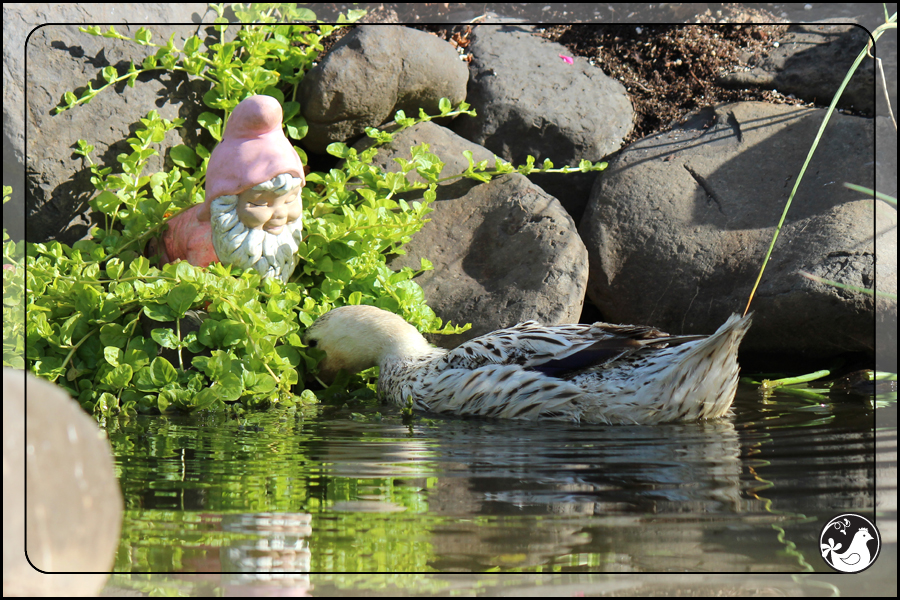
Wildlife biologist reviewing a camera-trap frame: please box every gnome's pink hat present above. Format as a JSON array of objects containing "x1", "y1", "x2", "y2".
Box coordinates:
[{"x1": 199, "y1": 95, "x2": 304, "y2": 221}]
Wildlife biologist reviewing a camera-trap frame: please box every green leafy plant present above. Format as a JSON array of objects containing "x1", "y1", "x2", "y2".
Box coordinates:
[
  {"x1": 26, "y1": 13, "x2": 606, "y2": 418},
  {"x1": 3, "y1": 185, "x2": 25, "y2": 369}
]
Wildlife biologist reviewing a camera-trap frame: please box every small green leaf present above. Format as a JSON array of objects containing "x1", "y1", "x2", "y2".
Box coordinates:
[
  {"x1": 166, "y1": 282, "x2": 199, "y2": 318},
  {"x1": 170, "y1": 145, "x2": 198, "y2": 168},
  {"x1": 215, "y1": 372, "x2": 244, "y2": 401},
  {"x1": 198, "y1": 320, "x2": 220, "y2": 349},
  {"x1": 135, "y1": 27, "x2": 152, "y2": 45},
  {"x1": 151, "y1": 327, "x2": 180, "y2": 349},
  {"x1": 105, "y1": 257, "x2": 124, "y2": 280},
  {"x1": 282, "y1": 101, "x2": 300, "y2": 121},
  {"x1": 197, "y1": 112, "x2": 223, "y2": 140},
  {"x1": 175, "y1": 261, "x2": 197, "y2": 282},
  {"x1": 103, "y1": 346, "x2": 122, "y2": 367},
  {"x1": 90, "y1": 191, "x2": 121, "y2": 215},
  {"x1": 102, "y1": 26, "x2": 125, "y2": 39},
  {"x1": 219, "y1": 320, "x2": 246, "y2": 347},
  {"x1": 193, "y1": 387, "x2": 220, "y2": 409},
  {"x1": 143, "y1": 303, "x2": 175, "y2": 322},
  {"x1": 105, "y1": 364, "x2": 133, "y2": 389},
  {"x1": 150, "y1": 357, "x2": 177, "y2": 386},
  {"x1": 326, "y1": 142, "x2": 351, "y2": 158},
  {"x1": 299, "y1": 389, "x2": 319, "y2": 405},
  {"x1": 94, "y1": 392, "x2": 118, "y2": 416},
  {"x1": 99, "y1": 323, "x2": 128, "y2": 347},
  {"x1": 246, "y1": 372, "x2": 275, "y2": 394},
  {"x1": 135, "y1": 357, "x2": 177, "y2": 391},
  {"x1": 285, "y1": 116, "x2": 308, "y2": 140},
  {"x1": 156, "y1": 390, "x2": 172, "y2": 412},
  {"x1": 102, "y1": 66, "x2": 117, "y2": 84},
  {"x1": 184, "y1": 35, "x2": 201, "y2": 56}
]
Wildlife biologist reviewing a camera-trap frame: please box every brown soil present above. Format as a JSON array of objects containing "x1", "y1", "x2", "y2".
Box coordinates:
[{"x1": 538, "y1": 23, "x2": 803, "y2": 143}]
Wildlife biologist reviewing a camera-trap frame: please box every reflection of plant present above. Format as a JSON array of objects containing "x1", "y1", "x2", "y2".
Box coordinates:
[
  {"x1": 3, "y1": 185, "x2": 25, "y2": 369},
  {"x1": 29, "y1": 14, "x2": 606, "y2": 417}
]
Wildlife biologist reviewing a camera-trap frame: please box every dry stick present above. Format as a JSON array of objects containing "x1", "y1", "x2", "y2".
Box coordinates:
[{"x1": 743, "y1": 17, "x2": 895, "y2": 317}]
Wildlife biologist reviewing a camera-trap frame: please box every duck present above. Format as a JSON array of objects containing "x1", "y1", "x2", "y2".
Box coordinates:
[{"x1": 302, "y1": 305, "x2": 752, "y2": 425}]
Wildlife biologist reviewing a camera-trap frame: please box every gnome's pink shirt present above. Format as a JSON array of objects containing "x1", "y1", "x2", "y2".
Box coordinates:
[
  {"x1": 158, "y1": 203, "x2": 218, "y2": 267},
  {"x1": 157, "y1": 95, "x2": 305, "y2": 267}
]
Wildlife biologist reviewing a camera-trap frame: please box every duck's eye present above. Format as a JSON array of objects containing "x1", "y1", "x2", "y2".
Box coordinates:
[{"x1": 307, "y1": 339, "x2": 317, "y2": 348}]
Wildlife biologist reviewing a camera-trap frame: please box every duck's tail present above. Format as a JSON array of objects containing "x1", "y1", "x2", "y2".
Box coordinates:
[{"x1": 656, "y1": 313, "x2": 753, "y2": 421}]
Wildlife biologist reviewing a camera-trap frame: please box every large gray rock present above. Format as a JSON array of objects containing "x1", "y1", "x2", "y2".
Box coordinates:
[
  {"x1": 452, "y1": 24, "x2": 634, "y2": 223},
  {"x1": 370, "y1": 122, "x2": 589, "y2": 348},
  {"x1": 21, "y1": 16, "x2": 217, "y2": 245},
  {"x1": 579, "y1": 101, "x2": 894, "y2": 358},
  {"x1": 3, "y1": 369, "x2": 122, "y2": 595},
  {"x1": 875, "y1": 192, "x2": 898, "y2": 372},
  {"x1": 298, "y1": 26, "x2": 468, "y2": 155},
  {"x1": 719, "y1": 23, "x2": 882, "y2": 117}
]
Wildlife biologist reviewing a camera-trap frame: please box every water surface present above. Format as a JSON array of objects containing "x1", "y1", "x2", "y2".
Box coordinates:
[{"x1": 101, "y1": 381, "x2": 892, "y2": 595}]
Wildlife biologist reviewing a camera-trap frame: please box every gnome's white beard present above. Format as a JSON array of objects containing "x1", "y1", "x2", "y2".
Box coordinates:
[{"x1": 209, "y1": 194, "x2": 303, "y2": 283}]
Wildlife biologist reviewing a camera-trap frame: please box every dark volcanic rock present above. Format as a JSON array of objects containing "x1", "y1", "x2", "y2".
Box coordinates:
[
  {"x1": 719, "y1": 23, "x2": 881, "y2": 116},
  {"x1": 453, "y1": 24, "x2": 634, "y2": 223},
  {"x1": 579, "y1": 101, "x2": 892, "y2": 358},
  {"x1": 366, "y1": 121, "x2": 589, "y2": 348},
  {"x1": 22, "y1": 18, "x2": 214, "y2": 244},
  {"x1": 299, "y1": 26, "x2": 468, "y2": 155}
]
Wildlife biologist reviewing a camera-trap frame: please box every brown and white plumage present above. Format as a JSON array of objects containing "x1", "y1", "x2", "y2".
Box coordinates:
[{"x1": 303, "y1": 305, "x2": 752, "y2": 425}]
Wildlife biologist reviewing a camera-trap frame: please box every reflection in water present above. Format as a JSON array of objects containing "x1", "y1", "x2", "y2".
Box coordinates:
[
  {"x1": 104, "y1": 384, "x2": 883, "y2": 586},
  {"x1": 220, "y1": 512, "x2": 312, "y2": 592}
]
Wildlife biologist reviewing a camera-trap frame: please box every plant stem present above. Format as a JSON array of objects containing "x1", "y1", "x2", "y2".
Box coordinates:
[
  {"x1": 55, "y1": 329, "x2": 97, "y2": 383},
  {"x1": 761, "y1": 370, "x2": 831, "y2": 389}
]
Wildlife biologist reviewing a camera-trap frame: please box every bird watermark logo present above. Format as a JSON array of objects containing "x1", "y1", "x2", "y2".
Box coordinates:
[{"x1": 820, "y1": 514, "x2": 881, "y2": 573}]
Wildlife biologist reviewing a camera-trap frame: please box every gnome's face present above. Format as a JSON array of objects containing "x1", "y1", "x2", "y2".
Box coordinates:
[
  {"x1": 236, "y1": 185, "x2": 303, "y2": 234},
  {"x1": 210, "y1": 173, "x2": 304, "y2": 283}
]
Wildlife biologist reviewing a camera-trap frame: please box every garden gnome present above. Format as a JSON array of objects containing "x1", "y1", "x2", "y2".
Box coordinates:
[{"x1": 155, "y1": 95, "x2": 305, "y2": 283}]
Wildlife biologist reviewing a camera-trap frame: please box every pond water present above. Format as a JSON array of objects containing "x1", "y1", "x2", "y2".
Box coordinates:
[{"x1": 98, "y1": 380, "x2": 895, "y2": 596}]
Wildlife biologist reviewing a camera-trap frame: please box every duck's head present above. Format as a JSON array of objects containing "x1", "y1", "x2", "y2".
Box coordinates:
[{"x1": 302, "y1": 305, "x2": 433, "y2": 382}]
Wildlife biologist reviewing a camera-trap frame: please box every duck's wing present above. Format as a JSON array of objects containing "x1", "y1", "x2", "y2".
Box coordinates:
[{"x1": 436, "y1": 321, "x2": 705, "y2": 375}]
